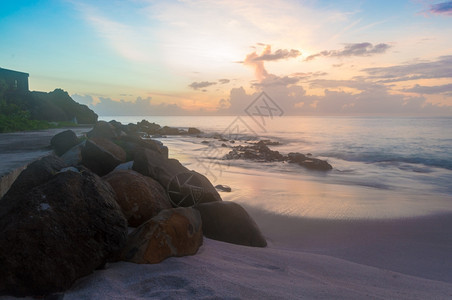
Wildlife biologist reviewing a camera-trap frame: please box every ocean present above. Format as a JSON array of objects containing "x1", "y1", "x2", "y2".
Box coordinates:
[{"x1": 100, "y1": 116, "x2": 452, "y2": 219}]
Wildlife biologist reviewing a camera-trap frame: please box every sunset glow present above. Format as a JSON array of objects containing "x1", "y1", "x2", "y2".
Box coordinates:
[{"x1": 1, "y1": 0, "x2": 451, "y2": 115}]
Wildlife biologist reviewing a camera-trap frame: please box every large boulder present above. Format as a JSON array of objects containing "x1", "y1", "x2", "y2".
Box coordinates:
[
  {"x1": 87, "y1": 121, "x2": 118, "y2": 140},
  {"x1": 60, "y1": 141, "x2": 85, "y2": 166},
  {"x1": 118, "y1": 135, "x2": 168, "y2": 160},
  {"x1": 120, "y1": 207, "x2": 203, "y2": 264},
  {"x1": 195, "y1": 201, "x2": 267, "y2": 247},
  {"x1": 81, "y1": 139, "x2": 125, "y2": 176},
  {"x1": 50, "y1": 130, "x2": 80, "y2": 156},
  {"x1": 103, "y1": 170, "x2": 172, "y2": 227},
  {"x1": 2, "y1": 155, "x2": 66, "y2": 203},
  {"x1": 132, "y1": 148, "x2": 221, "y2": 206},
  {"x1": 0, "y1": 167, "x2": 128, "y2": 296}
]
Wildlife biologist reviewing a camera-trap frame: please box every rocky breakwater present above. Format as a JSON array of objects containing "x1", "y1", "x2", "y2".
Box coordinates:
[
  {"x1": 0, "y1": 120, "x2": 267, "y2": 297},
  {"x1": 224, "y1": 140, "x2": 333, "y2": 171}
]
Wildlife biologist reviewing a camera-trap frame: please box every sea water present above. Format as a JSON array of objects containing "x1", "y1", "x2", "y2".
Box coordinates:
[{"x1": 100, "y1": 116, "x2": 452, "y2": 219}]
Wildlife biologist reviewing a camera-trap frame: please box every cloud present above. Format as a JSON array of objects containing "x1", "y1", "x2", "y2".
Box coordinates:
[
  {"x1": 429, "y1": 1, "x2": 452, "y2": 15},
  {"x1": 243, "y1": 45, "x2": 301, "y2": 81},
  {"x1": 402, "y1": 83, "x2": 452, "y2": 94},
  {"x1": 188, "y1": 81, "x2": 217, "y2": 90},
  {"x1": 71, "y1": 94, "x2": 187, "y2": 116},
  {"x1": 305, "y1": 42, "x2": 391, "y2": 61},
  {"x1": 218, "y1": 79, "x2": 230, "y2": 84},
  {"x1": 362, "y1": 55, "x2": 452, "y2": 82},
  {"x1": 252, "y1": 74, "x2": 300, "y2": 88}
]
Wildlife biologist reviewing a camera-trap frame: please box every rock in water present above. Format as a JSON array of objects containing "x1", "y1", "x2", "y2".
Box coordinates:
[
  {"x1": 50, "y1": 130, "x2": 79, "y2": 156},
  {"x1": 103, "y1": 170, "x2": 172, "y2": 227},
  {"x1": 0, "y1": 167, "x2": 128, "y2": 296},
  {"x1": 195, "y1": 201, "x2": 267, "y2": 247},
  {"x1": 121, "y1": 207, "x2": 203, "y2": 264}
]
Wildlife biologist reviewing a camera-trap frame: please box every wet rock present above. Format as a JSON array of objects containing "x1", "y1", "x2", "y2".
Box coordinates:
[
  {"x1": 120, "y1": 207, "x2": 203, "y2": 264},
  {"x1": 103, "y1": 170, "x2": 172, "y2": 227},
  {"x1": 224, "y1": 140, "x2": 284, "y2": 162},
  {"x1": 0, "y1": 168, "x2": 128, "y2": 296},
  {"x1": 224, "y1": 141, "x2": 332, "y2": 171},
  {"x1": 50, "y1": 130, "x2": 80, "y2": 156},
  {"x1": 287, "y1": 152, "x2": 332, "y2": 171},
  {"x1": 195, "y1": 201, "x2": 267, "y2": 247},
  {"x1": 188, "y1": 127, "x2": 202, "y2": 134},
  {"x1": 215, "y1": 184, "x2": 231, "y2": 192},
  {"x1": 159, "y1": 126, "x2": 181, "y2": 135}
]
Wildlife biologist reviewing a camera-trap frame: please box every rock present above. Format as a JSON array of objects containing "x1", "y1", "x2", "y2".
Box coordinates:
[
  {"x1": 287, "y1": 152, "x2": 332, "y2": 171},
  {"x1": 159, "y1": 126, "x2": 180, "y2": 135},
  {"x1": 221, "y1": 143, "x2": 228, "y2": 147},
  {"x1": 60, "y1": 141, "x2": 85, "y2": 166},
  {"x1": 81, "y1": 139, "x2": 124, "y2": 176},
  {"x1": 50, "y1": 130, "x2": 80, "y2": 156},
  {"x1": 137, "y1": 120, "x2": 161, "y2": 135},
  {"x1": 3, "y1": 155, "x2": 66, "y2": 201},
  {"x1": 201, "y1": 140, "x2": 209, "y2": 144},
  {"x1": 224, "y1": 140, "x2": 284, "y2": 162},
  {"x1": 188, "y1": 127, "x2": 202, "y2": 134},
  {"x1": 225, "y1": 143, "x2": 333, "y2": 171},
  {"x1": 0, "y1": 167, "x2": 128, "y2": 296},
  {"x1": 195, "y1": 201, "x2": 267, "y2": 247},
  {"x1": 215, "y1": 184, "x2": 231, "y2": 192},
  {"x1": 90, "y1": 137, "x2": 127, "y2": 162},
  {"x1": 114, "y1": 161, "x2": 134, "y2": 171},
  {"x1": 133, "y1": 148, "x2": 222, "y2": 207},
  {"x1": 87, "y1": 121, "x2": 117, "y2": 139},
  {"x1": 120, "y1": 207, "x2": 203, "y2": 264},
  {"x1": 118, "y1": 135, "x2": 168, "y2": 159},
  {"x1": 103, "y1": 170, "x2": 172, "y2": 227}
]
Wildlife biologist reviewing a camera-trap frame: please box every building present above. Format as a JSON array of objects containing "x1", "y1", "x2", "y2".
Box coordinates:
[{"x1": 0, "y1": 67, "x2": 29, "y2": 93}]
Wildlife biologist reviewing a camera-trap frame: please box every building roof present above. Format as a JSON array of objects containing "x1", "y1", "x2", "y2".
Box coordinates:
[{"x1": 0, "y1": 67, "x2": 29, "y2": 77}]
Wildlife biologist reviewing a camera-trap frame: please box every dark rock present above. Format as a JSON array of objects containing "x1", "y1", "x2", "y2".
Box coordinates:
[
  {"x1": 103, "y1": 170, "x2": 172, "y2": 227},
  {"x1": 137, "y1": 120, "x2": 161, "y2": 135},
  {"x1": 0, "y1": 167, "x2": 127, "y2": 296},
  {"x1": 195, "y1": 201, "x2": 267, "y2": 247},
  {"x1": 3, "y1": 155, "x2": 66, "y2": 201},
  {"x1": 224, "y1": 140, "x2": 284, "y2": 162},
  {"x1": 224, "y1": 143, "x2": 332, "y2": 171},
  {"x1": 81, "y1": 139, "x2": 123, "y2": 176},
  {"x1": 60, "y1": 141, "x2": 85, "y2": 166},
  {"x1": 90, "y1": 137, "x2": 127, "y2": 162},
  {"x1": 159, "y1": 126, "x2": 180, "y2": 135},
  {"x1": 188, "y1": 127, "x2": 202, "y2": 134},
  {"x1": 132, "y1": 148, "x2": 222, "y2": 207},
  {"x1": 215, "y1": 184, "x2": 231, "y2": 192},
  {"x1": 287, "y1": 152, "x2": 332, "y2": 171},
  {"x1": 221, "y1": 143, "x2": 228, "y2": 147},
  {"x1": 259, "y1": 139, "x2": 281, "y2": 146},
  {"x1": 120, "y1": 207, "x2": 203, "y2": 264},
  {"x1": 118, "y1": 135, "x2": 168, "y2": 159},
  {"x1": 50, "y1": 130, "x2": 80, "y2": 156},
  {"x1": 87, "y1": 121, "x2": 117, "y2": 140},
  {"x1": 201, "y1": 140, "x2": 209, "y2": 144}
]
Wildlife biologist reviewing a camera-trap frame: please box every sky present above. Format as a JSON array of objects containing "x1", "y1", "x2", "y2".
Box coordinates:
[{"x1": 1, "y1": 0, "x2": 452, "y2": 116}]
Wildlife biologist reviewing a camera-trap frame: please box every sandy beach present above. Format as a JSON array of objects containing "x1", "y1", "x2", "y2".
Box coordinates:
[{"x1": 1, "y1": 212, "x2": 451, "y2": 299}]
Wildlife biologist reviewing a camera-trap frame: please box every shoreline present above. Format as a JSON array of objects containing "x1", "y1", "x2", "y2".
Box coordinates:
[{"x1": 1, "y1": 122, "x2": 451, "y2": 298}]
